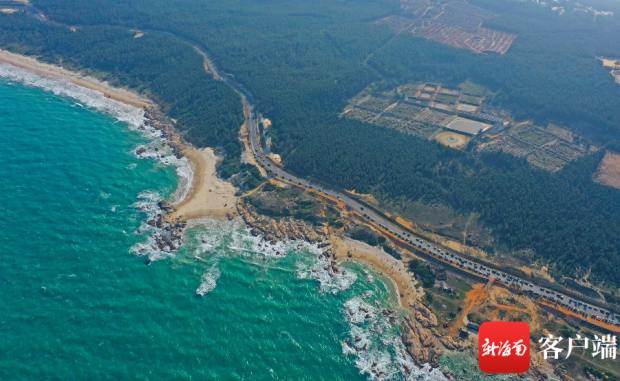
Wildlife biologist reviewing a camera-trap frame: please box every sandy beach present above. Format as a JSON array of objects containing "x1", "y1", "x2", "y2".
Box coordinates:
[
  {"x1": 171, "y1": 147, "x2": 237, "y2": 220},
  {"x1": 0, "y1": 49, "x2": 239, "y2": 221},
  {"x1": 0, "y1": 49, "x2": 151, "y2": 108},
  {"x1": 331, "y1": 236, "x2": 419, "y2": 312}
]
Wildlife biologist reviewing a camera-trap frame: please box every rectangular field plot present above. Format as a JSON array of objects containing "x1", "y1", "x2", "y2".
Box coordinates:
[
  {"x1": 375, "y1": 115, "x2": 415, "y2": 131},
  {"x1": 431, "y1": 102, "x2": 455, "y2": 112},
  {"x1": 486, "y1": 136, "x2": 533, "y2": 157},
  {"x1": 390, "y1": 102, "x2": 424, "y2": 119},
  {"x1": 436, "y1": 94, "x2": 459, "y2": 104},
  {"x1": 545, "y1": 141, "x2": 586, "y2": 161},
  {"x1": 415, "y1": 108, "x2": 454, "y2": 126},
  {"x1": 439, "y1": 88, "x2": 461, "y2": 96},
  {"x1": 513, "y1": 127, "x2": 555, "y2": 146},
  {"x1": 460, "y1": 94, "x2": 483, "y2": 105},
  {"x1": 344, "y1": 107, "x2": 379, "y2": 123},
  {"x1": 358, "y1": 96, "x2": 393, "y2": 112}
]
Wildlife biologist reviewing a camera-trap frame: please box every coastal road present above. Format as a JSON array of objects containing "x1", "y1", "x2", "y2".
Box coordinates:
[
  {"x1": 23, "y1": 0, "x2": 617, "y2": 333},
  {"x1": 188, "y1": 43, "x2": 620, "y2": 332}
]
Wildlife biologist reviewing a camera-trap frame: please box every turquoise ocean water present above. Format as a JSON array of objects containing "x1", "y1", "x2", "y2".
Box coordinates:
[{"x1": 0, "y1": 64, "x2": 449, "y2": 381}]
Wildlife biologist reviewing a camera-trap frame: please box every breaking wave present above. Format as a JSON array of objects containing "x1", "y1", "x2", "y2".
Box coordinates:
[
  {"x1": 0, "y1": 62, "x2": 144, "y2": 128},
  {"x1": 342, "y1": 293, "x2": 448, "y2": 381}
]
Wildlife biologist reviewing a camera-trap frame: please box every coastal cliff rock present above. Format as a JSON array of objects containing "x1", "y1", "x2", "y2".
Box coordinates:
[
  {"x1": 412, "y1": 300, "x2": 438, "y2": 328},
  {"x1": 237, "y1": 202, "x2": 327, "y2": 244},
  {"x1": 401, "y1": 316, "x2": 442, "y2": 368}
]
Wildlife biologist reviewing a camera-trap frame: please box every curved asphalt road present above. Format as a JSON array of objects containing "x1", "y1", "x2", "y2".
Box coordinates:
[{"x1": 185, "y1": 37, "x2": 620, "y2": 331}]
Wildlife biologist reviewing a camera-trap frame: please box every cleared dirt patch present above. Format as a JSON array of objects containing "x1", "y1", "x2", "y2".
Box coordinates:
[
  {"x1": 435, "y1": 131, "x2": 470, "y2": 149},
  {"x1": 456, "y1": 103, "x2": 477, "y2": 112},
  {"x1": 595, "y1": 152, "x2": 620, "y2": 190}
]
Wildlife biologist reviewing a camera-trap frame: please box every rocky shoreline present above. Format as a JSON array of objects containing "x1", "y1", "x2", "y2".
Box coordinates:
[{"x1": 133, "y1": 104, "x2": 473, "y2": 378}]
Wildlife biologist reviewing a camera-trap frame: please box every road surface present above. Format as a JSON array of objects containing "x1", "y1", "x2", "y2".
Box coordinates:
[{"x1": 186, "y1": 42, "x2": 620, "y2": 331}]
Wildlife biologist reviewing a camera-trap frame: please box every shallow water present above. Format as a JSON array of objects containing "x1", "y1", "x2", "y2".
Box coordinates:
[{"x1": 0, "y1": 69, "x2": 448, "y2": 380}]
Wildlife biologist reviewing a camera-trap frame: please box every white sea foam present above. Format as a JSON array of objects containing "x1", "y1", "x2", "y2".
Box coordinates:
[
  {"x1": 342, "y1": 293, "x2": 449, "y2": 381},
  {"x1": 296, "y1": 251, "x2": 357, "y2": 294},
  {"x1": 0, "y1": 61, "x2": 196, "y2": 262},
  {"x1": 196, "y1": 266, "x2": 221, "y2": 295},
  {"x1": 0, "y1": 62, "x2": 144, "y2": 128},
  {"x1": 0, "y1": 61, "x2": 193, "y2": 227}
]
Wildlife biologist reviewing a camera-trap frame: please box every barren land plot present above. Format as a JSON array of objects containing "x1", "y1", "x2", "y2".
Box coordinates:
[
  {"x1": 431, "y1": 102, "x2": 454, "y2": 112},
  {"x1": 456, "y1": 103, "x2": 478, "y2": 112},
  {"x1": 513, "y1": 127, "x2": 555, "y2": 146},
  {"x1": 468, "y1": 28, "x2": 517, "y2": 55},
  {"x1": 527, "y1": 150, "x2": 567, "y2": 172},
  {"x1": 358, "y1": 96, "x2": 393, "y2": 112},
  {"x1": 439, "y1": 88, "x2": 460, "y2": 96},
  {"x1": 594, "y1": 152, "x2": 620, "y2": 190}
]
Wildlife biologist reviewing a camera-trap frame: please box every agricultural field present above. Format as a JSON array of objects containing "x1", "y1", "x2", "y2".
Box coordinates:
[
  {"x1": 545, "y1": 141, "x2": 586, "y2": 162},
  {"x1": 357, "y1": 96, "x2": 394, "y2": 112},
  {"x1": 513, "y1": 125, "x2": 556, "y2": 146},
  {"x1": 545, "y1": 124, "x2": 573, "y2": 143},
  {"x1": 484, "y1": 135, "x2": 533, "y2": 157},
  {"x1": 459, "y1": 94, "x2": 482, "y2": 105},
  {"x1": 436, "y1": 94, "x2": 458, "y2": 104},
  {"x1": 414, "y1": 108, "x2": 454, "y2": 126},
  {"x1": 344, "y1": 81, "x2": 494, "y2": 141},
  {"x1": 481, "y1": 123, "x2": 592, "y2": 171},
  {"x1": 342, "y1": 107, "x2": 378, "y2": 123},
  {"x1": 375, "y1": 116, "x2": 439, "y2": 138},
  {"x1": 390, "y1": 102, "x2": 424, "y2": 119},
  {"x1": 378, "y1": 0, "x2": 517, "y2": 54}
]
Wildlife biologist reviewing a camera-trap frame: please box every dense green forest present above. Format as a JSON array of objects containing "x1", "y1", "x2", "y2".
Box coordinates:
[
  {"x1": 4, "y1": 0, "x2": 620, "y2": 287},
  {"x1": 0, "y1": 13, "x2": 243, "y2": 151}
]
